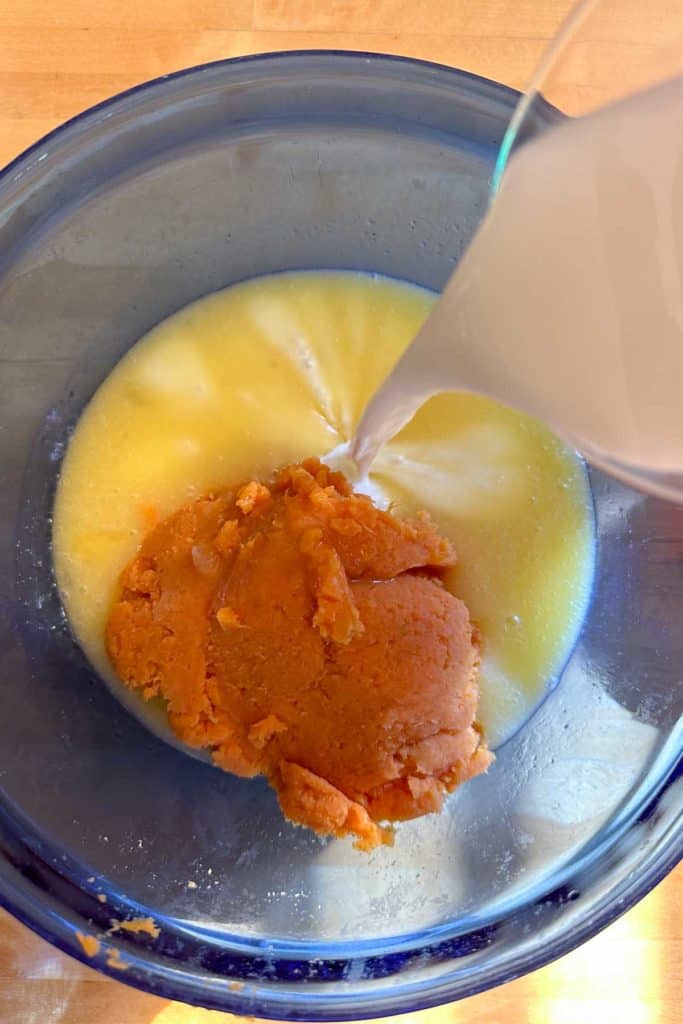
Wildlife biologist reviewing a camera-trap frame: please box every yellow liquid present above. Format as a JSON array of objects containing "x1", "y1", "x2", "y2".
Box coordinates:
[{"x1": 53, "y1": 271, "x2": 594, "y2": 747}]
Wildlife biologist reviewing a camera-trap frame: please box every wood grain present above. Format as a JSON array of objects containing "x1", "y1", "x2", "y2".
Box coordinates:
[
  {"x1": 0, "y1": 1, "x2": 680, "y2": 1021},
  {"x1": 0, "y1": 0, "x2": 577, "y2": 169}
]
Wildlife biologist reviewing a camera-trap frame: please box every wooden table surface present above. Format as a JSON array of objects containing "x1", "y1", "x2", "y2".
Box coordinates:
[{"x1": 1, "y1": 1, "x2": 681, "y2": 1021}]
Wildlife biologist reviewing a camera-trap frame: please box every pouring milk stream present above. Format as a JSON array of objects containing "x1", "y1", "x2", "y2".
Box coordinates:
[{"x1": 351, "y1": 76, "x2": 683, "y2": 500}]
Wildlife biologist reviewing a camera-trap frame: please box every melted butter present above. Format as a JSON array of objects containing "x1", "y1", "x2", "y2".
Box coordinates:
[{"x1": 53, "y1": 270, "x2": 594, "y2": 748}]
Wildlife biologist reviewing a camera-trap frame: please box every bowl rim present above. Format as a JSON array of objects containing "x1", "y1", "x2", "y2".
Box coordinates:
[
  {"x1": 0, "y1": 48, "x2": 519, "y2": 188},
  {"x1": 0, "y1": 48, "x2": 681, "y2": 1021}
]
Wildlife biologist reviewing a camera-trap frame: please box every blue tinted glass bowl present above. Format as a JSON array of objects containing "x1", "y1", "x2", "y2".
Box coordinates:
[{"x1": 0, "y1": 52, "x2": 681, "y2": 1019}]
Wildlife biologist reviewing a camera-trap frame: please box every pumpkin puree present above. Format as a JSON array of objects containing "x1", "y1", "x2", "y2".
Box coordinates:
[{"x1": 106, "y1": 459, "x2": 491, "y2": 849}]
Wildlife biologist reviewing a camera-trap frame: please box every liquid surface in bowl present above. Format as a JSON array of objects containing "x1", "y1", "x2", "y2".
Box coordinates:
[{"x1": 53, "y1": 270, "x2": 594, "y2": 748}]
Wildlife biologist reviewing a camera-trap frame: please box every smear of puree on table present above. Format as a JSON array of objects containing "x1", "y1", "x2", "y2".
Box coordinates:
[{"x1": 53, "y1": 271, "x2": 594, "y2": 847}]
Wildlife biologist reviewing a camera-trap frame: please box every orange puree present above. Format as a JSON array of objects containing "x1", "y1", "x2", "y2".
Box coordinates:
[
  {"x1": 109, "y1": 916, "x2": 160, "y2": 939},
  {"x1": 75, "y1": 931, "x2": 101, "y2": 958},
  {"x1": 106, "y1": 459, "x2": 491, "y2": 849}
]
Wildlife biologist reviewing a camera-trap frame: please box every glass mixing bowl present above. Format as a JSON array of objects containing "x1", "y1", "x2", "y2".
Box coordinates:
[{"x1": 0, "y1": 52, "x2": 681, "y2": 1018}]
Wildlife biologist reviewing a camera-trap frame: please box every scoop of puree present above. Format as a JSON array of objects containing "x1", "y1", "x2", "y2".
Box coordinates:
[{"x1": 107, "y1": 459, "x2": 492, "y2": 849}]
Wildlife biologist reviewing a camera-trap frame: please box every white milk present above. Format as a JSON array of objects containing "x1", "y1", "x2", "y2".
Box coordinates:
[{"x1": 352, "y1": 76, "x2": 683, "y2": 495}]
